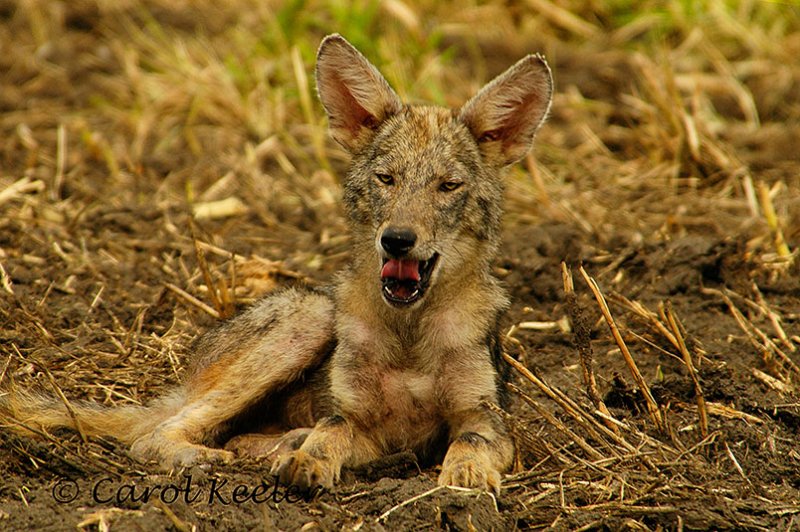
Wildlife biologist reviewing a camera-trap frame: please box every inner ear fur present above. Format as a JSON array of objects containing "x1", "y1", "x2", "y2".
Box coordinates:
[
  {"x1": 459, "y1": 54, "x2": 553, "y2": 167},
  {"x1": 316, "y1": 34, "x2": 403, "y2": 153}
]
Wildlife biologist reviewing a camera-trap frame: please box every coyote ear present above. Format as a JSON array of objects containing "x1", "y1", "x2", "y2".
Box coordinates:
[
  {"x1": 459, "y1": 54, "x2": 553, "y2": 167},
  {"x1": 316, "y1": 34, "x2": 403, "y2": 152}
]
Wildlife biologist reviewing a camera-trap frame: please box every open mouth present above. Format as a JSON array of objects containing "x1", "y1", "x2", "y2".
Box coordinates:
[{"x1": 380, "y1": 254, "x2": 440, "y2": 306}]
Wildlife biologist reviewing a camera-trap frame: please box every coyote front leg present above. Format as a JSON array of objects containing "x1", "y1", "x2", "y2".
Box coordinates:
[
  {"x1": 438, "y1": 349, "x2": 513, "y2": 495},
  {"x1": 270, "y1": 415, "x2": 380, "y2": 489}
]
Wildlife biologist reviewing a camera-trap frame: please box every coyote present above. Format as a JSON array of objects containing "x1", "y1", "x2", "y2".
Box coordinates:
[{"x1": 2, "y1": 34, "x2": 552, "y2": 494}]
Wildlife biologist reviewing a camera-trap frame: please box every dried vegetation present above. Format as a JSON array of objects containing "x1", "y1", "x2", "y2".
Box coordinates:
[{"x1": 1, "y1": 0, "x2": 799, "y2": 530}]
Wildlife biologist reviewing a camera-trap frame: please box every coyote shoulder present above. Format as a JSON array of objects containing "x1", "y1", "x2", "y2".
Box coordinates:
[{"x1": 2, "y1": 34, "x2": 553, "y2": 495}]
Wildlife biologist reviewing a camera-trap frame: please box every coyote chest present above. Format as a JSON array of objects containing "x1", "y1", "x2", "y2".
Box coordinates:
[
  {"x1": 330, "y1": 317, "x2": 447, "y2": 450},
  {"x1": 336, "y1": 360, "x2": 443, "y2": 448},
  {"x1": 378, "y1": 369, "x2": 436, "y2": 411},
  {"x1": 375, "y1": 368, "x2": 438, "y2": 431}
]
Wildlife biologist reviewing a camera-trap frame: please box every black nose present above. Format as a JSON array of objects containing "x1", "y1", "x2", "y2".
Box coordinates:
[{"x1": 381, "y1": 227, "x2": 417, "y2": 257}]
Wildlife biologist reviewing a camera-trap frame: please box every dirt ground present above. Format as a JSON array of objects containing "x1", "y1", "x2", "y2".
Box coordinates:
[{"x1": 1, "y1": 1, "x2": 799, "y2": 530}]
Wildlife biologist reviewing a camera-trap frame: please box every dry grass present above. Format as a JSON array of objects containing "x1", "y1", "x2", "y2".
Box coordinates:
[{"x1": 1, "y1": 0, "x2": 799, "y2": 529}]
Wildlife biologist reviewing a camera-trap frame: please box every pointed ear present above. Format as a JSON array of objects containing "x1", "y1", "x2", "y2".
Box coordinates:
[
  {"x1": 316, "y1": 34, "x2": 403, "y2": 153},
  {"x1": 459, "y1": 54, "x2": 553, "y2": 167}
]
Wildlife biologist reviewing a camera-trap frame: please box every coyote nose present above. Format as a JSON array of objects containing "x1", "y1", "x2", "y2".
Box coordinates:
[{"x1": 381, "y1": 227, "x2": 417, "y2": 257}]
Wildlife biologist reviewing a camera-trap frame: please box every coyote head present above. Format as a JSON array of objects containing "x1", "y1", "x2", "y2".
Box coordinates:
[{"x1": 316, "y1": 35, "x2": 552, "y2": 309}]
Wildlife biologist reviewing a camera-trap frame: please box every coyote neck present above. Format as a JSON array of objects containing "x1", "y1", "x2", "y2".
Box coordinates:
[{"x1": 335, "y1": 254, "x2": 504, "y2": 357}]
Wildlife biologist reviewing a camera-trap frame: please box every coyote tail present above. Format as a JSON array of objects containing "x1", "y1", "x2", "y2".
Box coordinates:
[{"x1": 0, "y1": 387, "x2": 184, "y2": 444}]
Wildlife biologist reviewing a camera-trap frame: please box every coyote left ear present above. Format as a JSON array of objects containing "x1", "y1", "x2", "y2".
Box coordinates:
[
  {"x1": 316, "y1": 34, "x2": 403, "y2": 153},
  {"x1": 459, "y1": 54, "x2": 553, "y2": 167}
]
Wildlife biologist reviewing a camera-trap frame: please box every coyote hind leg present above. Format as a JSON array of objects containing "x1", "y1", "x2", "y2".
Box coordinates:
[
  {"x1": 224, "y1": 428, "x2": 313, "y2": 462},
  {"x1": 130, "y1": 288, "x2": 335, "y2": 469}
]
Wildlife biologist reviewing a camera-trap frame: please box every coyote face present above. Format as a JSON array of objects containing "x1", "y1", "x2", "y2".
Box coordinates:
[
  {"x1": 317, "y1": 40, "x2": 553, "y2": 309},
  {"x1": 354, "y1": 107, "x2": 490, "y2": 307}
]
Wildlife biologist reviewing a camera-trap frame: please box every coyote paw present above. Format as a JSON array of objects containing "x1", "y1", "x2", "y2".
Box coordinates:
[
  {"x1": 438, "y1": 457, "x2": 501, "y2": 496},
  {"x1": 270, "y1": 449, "x2": 336, "y2": 491},
  {"x1": 131, "y1": 433, "x2": 233, "y2": 469}
]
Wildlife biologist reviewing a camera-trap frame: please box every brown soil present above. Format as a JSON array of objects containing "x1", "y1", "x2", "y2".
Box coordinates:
[{"x1": 2, "y1": 2, "x2": 799, "y2": 531}]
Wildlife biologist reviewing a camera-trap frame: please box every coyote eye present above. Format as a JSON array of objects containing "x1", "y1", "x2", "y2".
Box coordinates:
[
  {"x1": 375, "y1": 173, "x2": 394, "y2": 185},
  {"x1": 439, "y1": 180, "x2": 463, "y2": 192}
]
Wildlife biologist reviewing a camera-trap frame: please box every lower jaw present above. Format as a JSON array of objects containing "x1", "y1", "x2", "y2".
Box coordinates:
[{"x1": 381, "y1": 284, "x2": 425, "y2": 307}]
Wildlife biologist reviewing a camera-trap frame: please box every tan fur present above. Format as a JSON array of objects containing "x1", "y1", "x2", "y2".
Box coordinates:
[{"x1": 0, "y1": 34, "x2": 553, "y2": 495}]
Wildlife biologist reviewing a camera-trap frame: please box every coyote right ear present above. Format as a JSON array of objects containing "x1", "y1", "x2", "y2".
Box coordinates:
[{"x1": 316, "y1": 34, "x2": 403, "y2": 153}]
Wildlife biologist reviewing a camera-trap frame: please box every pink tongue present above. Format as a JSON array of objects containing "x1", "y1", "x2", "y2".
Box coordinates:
[{"x1": 381, "y1": 259, "x2": 421, "y2": 281}]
